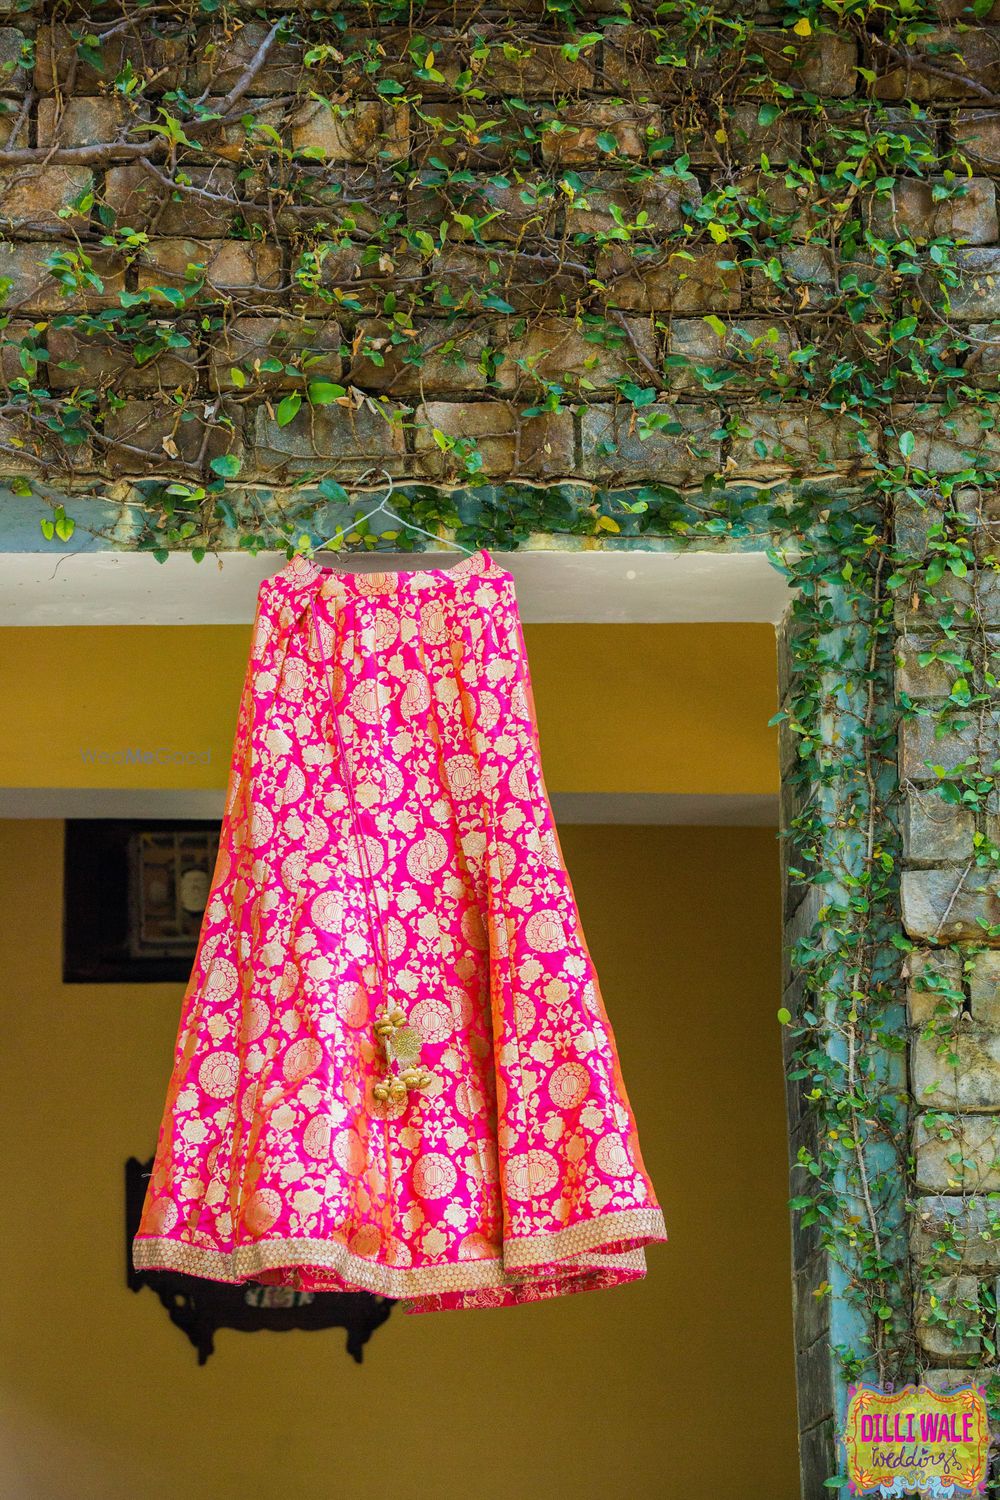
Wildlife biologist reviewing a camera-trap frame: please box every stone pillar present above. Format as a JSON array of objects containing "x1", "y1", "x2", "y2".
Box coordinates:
[
  {"x1": 778, "y1": 549, "x2": 910, "y2": 1497},
  {"x1": 778, "y1": 606, "x2": 837, "y2": 1492}
]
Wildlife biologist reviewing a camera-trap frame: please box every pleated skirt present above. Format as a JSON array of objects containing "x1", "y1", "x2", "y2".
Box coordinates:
[{"x1": 133, "y1": 547, "x2": 666, "y2": 1311}]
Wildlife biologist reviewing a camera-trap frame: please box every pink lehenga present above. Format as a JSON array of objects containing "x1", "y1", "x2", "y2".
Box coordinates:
[{"x1": 133, "y1": 547, "x2": 666, "y2": 1311}]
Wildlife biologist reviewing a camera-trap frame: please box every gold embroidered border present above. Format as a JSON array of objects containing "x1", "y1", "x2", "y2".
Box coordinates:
[
  {"x1": 133, "y1": 1206, "x2": 666, "y2": 1302},
  {"x1": 503, "y1": 1206, "x2": 666, "y2": 1269}
]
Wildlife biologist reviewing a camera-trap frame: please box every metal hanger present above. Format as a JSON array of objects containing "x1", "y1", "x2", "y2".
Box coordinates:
[{"x1": 320, "y1": 469, "x2": 475, "y2": 557}]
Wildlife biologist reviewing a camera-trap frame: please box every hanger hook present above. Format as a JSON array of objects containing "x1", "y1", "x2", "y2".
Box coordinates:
[{"x1": 318, "y1": 470, "x2": 474, "y2": 557}]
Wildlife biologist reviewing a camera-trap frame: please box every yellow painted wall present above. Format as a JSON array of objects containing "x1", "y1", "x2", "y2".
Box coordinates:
[
  {"x1": 0, "y1": 623, "x2": 777, "y2": 794},
  {"x1": 0, "y1": 819, "x2": 797, "y2": 1500}
]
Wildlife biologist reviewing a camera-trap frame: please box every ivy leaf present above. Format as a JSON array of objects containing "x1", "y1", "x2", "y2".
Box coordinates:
[
  {"x1": 595, "y1": 130, "x2": 618, "y2": 154},
  {"x1": 147, "y1": 285, "x2": 188, "y2": 308},
  {"x1": 41, "y1": 505, "x2": 75, "y2": 542},
  {"x1": 757, "y1": 102, "x2": 780, "y2": 127},
  {"x1": 319, "y1": 478, "x2": 350, "y2": 503},
  {"x1": 308, "y1": 380, "x2": 347, "y2": 405},
  {"x1": 376, "y1": 79, "x2": 405, "y2": 95},
  {"x1": 777, "y1": 1007, "x2": 792, "y2": 1024},
  {"x1": 792, "y1": 16, "x2": 812, "y2": 36},
  {"x1": 890, "y1": 316, "x2": 918, "y2": 342},
  {"x1": 276, "y1": 392, "x2": 302, "y2": 427},
  {"x1": 703, "y1": 314, "x2": 727, "y2": 337},
  {"x1": 617, "y1": 380, "x2": 657, "y2": 407},
  {"x1": 482, "y1": 293, "x2": 516, "y2": 313},
  {"x1": 898, "y1": 430, "x2": 915, "y2": 458},
  {"x1": 209, "y1": 454, "x2": 241, "y2": 479},
  {"x1": 78, "y1": 38, "x2": 105, "y2": 72}
]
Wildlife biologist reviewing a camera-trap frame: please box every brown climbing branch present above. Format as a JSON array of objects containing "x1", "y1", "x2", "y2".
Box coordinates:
[
  {"x1": 203, "y1": 19, "x2": 285, "y2": 120},
  {"x1": 0, "y1": 19, "x2": 284, "y2": 167}
]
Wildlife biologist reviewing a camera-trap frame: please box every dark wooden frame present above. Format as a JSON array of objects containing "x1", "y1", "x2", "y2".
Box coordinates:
[{"x1": 63, "y1": 818, "x2": 221, "y2": 983}]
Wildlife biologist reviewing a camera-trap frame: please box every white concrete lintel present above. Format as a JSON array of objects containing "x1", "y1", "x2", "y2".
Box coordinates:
[{"x1": 0, "y1": 547, "x2": 792, "y2": 626}]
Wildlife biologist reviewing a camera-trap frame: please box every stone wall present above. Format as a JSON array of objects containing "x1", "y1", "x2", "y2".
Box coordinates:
[{"x1": 2, "y1": 5, "x2": 990, "y2": 493}]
